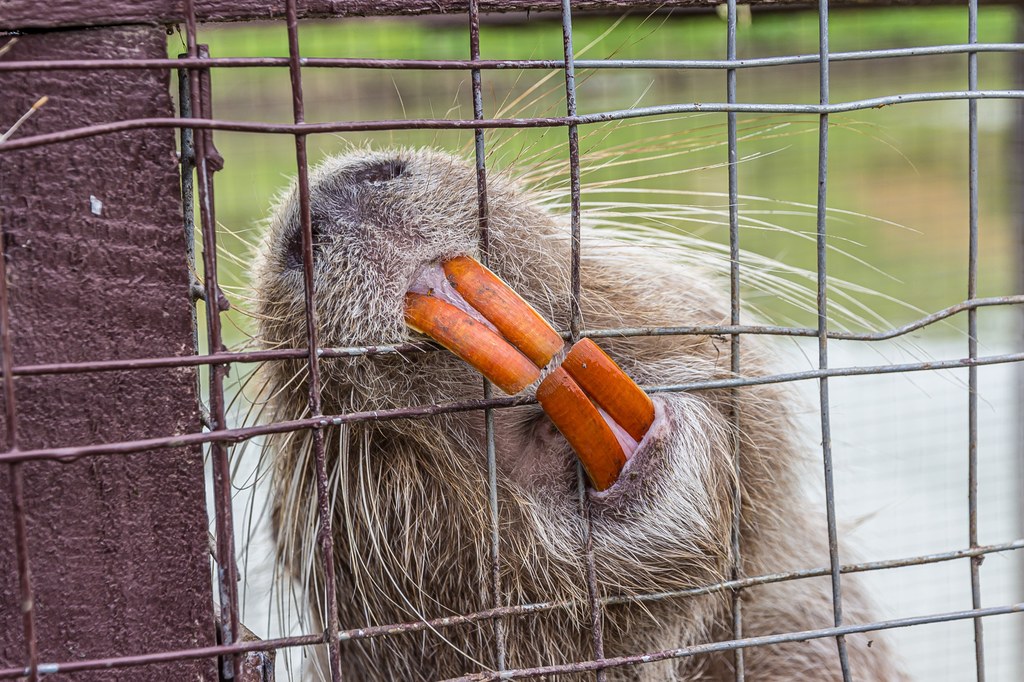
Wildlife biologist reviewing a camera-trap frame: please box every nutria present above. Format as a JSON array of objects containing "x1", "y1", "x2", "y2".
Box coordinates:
[{"x1": 252, "y1": 148, "x2": 907, "y2": 680}]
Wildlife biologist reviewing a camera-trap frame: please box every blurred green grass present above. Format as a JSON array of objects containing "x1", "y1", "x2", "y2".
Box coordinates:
[{"x1": 176, "y1": 7, "x2": 1018, "y2": 347}]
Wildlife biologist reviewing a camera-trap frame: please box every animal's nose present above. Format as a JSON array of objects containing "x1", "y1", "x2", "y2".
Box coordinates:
[
  {"x1": 284, "y1": 159, "x2": 408, "y2": 270},
  {"x1": 347, "y1": 159, "x2": 407, "y2": 185}
]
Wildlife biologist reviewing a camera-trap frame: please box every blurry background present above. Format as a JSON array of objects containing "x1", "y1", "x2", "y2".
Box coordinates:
[{"x1": 183, "y1": 7, "x2": 1023, "y2": 680}]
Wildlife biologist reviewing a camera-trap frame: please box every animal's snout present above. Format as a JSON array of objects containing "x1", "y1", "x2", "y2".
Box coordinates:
[{"x1": 284, "y1": 158, "x2": 409, "y2": 270}]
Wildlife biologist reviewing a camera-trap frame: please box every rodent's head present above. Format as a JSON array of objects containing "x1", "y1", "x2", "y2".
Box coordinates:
[
  {"x1": 254, "y1": 148, "x2": 795, "y2": 623},
  {"x1": 256, "y1": 150, "x2": 477, "y2": 347},
  {"x1": 254, "y1": 148, "x2": 570, "y2": 409}
]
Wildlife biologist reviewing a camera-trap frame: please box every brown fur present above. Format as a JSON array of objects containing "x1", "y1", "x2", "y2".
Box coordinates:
[{"x1": 252, "y1": 148, "x2": 908, "y2": 680}]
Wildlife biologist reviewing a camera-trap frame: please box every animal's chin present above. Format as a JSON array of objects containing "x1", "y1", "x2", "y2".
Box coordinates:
[
  {"x1": 588, "y1": 398, "x2": 669, "y2": 500},
  {"x1": 515, "y1": 398, "x2": 667, "y2": 499},
  {"x1": 403, "y1": 254, "x2": 656, "y2": 493}
]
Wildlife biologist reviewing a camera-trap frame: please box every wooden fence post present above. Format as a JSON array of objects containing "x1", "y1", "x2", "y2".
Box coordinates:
[{"x1": 0, "y1": 26, "x2": 217, "y2": 681}]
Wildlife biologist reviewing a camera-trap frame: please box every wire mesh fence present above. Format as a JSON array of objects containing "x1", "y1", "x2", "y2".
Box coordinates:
[{"x1": 1, "y1": 0, "x2": 1022, "y2": 680}]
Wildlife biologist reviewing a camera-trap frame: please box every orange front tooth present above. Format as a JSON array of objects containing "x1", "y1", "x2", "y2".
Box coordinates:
[
  {"x1": 561, "y1": 338, "x2": 654, "y2": 442},
  {"x1": 536, "y1": 367, "x2": 627, "y2": 491},
  {"x1": 442, "y1": 256, "x2": 564, "y2": 368},
  {"x1": 405, "y1": 292, "x2": 540, "y2": 395}
]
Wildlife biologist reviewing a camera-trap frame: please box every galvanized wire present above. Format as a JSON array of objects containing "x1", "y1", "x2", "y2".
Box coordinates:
[
  {"x1": 559, "y1": 3, "x2": 608, "y2": 678},
  {"x1": 3, "y1": 295, "x2": 1023, "y2": 379},
  {"x1": 813, "y1": 2, "x2": 853, "y2": 678},
  {"x1": 3, "y1": 43, "x2": 1024, "y2": 73},
  {"x1": 282, "y1": 0, "x2": 345, "y2": 677},
  {"x1": 3, "y1": 350, "x2": 1024, "y2": 467},
  {"x1": 725, "y1": 1, "x2": 745, "y2": 679},
  {"x1": 0, "y1": 539, "x2": 1019, "y2": 679},
  {"x1": 966, "y1": 1, "x2": 987, "y2": 680},
  {"x1": 5, "y1": 90, "x2": 1024, "y2": 152}
]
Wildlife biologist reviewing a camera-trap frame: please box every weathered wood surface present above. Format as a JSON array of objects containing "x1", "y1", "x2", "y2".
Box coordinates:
[
  {"x1": 2, "y1": 0, "x2": 1018, "y2": 31},
  {"x1": 0, "y1": 26, "x2": 217, "y2": 681}
]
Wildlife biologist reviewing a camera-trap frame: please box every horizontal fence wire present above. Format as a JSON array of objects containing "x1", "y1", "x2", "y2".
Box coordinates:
[
  {"x1": 1, "y1": 5, "x2": 1022, "y2": 680},
  {"x1": 1, "y1": 350, "x2": 1023, "y2": 466},
  {"x1": 440, "y1": 603, "x2": 1024, "y2": 681},
  {"x1": 2, "y1": 43, "x2": 1024, "y2": 71},
  {"x1": 0, "y1": 540, "x2": 1020, "y2": 679},
  {"x1": 3, "y1": 89, "x2": 1024, "y2": 151},
  {"x1": 0, "y1": 601, "x2": 1021, "y2": 679},
  {"x1": 3, "y1": 295, "x2": 1023, "y2": 377}
]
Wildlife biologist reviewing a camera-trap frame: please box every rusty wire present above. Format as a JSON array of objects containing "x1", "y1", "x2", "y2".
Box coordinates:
[
  {"x1": 181, "y1": 2, "x2": 243, "y2": 678},
  {"x1": 467, "y1": 0, "x2": 510, "y2": 672},
  {"x1": 3, "y1": 89, "x2": 1024, "y2": 153}
]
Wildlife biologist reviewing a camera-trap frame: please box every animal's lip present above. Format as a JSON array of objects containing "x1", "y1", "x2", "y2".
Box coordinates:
[
  {"x1": 588, "y1": 398, "x2": 666, "y2": 500},
  {"x1": 536, "y1": 339, "x2": 654, "y2": 491},
  {"x1": 404, "y1": 255, "x2": 654, "y2": 491}
]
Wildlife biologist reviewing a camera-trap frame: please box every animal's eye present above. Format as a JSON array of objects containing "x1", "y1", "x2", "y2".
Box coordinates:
[{"x1": 283, "y1": 216, "x2": 325, "y2": 270}]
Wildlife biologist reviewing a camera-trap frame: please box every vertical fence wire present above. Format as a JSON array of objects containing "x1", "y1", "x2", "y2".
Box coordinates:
[
  {"x1": 0, "y1": 217, "x2": 37, "y2": 681},
  {"x1": 467, "y1": 0, "x2": 509, "y2": 673},
  {"x1": 966, "y1": 1, "x2": 987, "y2": 680},
  {"x1": 725, "y1": 1, "x2": 745, "y2": 680},
  {"x1": 560, "y1": 6, "x2": 583, "y2": 346},
  {"x1": 814, "y1": 2, "x2": 853, "y2": 679},
  {"x1": 182, "y1": 2, "x2": 242, "y2": 678},
  {"x1": 176, "y1": 66, "x2": 210, "y2": 431},
  {"x1": 1015, "y1": 17, "x2": 1024, "y2": 647},
  {"x1": 559, "y1": 2, "x2": 607, "y2": 678},
  {"x1": 282, "y1": 2, "x2": 345, "y2": 678}
]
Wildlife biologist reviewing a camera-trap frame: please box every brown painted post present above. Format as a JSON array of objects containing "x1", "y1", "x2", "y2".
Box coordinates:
[{"x1": 0, "y1": 27, "x2": 217, "y2": 681}]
